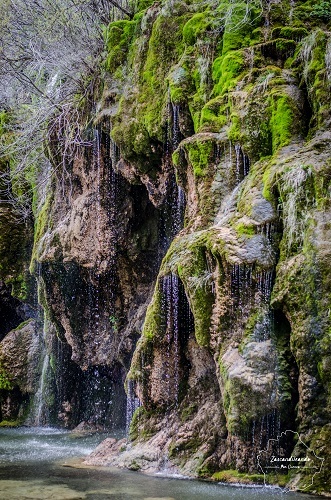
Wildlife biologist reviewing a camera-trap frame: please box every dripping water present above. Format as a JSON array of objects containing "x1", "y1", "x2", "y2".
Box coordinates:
[
  {"x1": 92, "y1": 129, "x2": 102, "y2": 349},
  {"x1": 235, "y1": 144, "x2": 241, "y2": 184},
  {"x1": 160, "y1": 98, "x2": 186, "y2": 249},
  {"x1": 34, "y1": 353, "x2": 49, "y2": 426},
  {"x1": 230, "y1": 264, "x2": 253, "y2": 320},
  {"x1": 172, "y1": 185, "x2": 185, "y2": 236},
  {"x1": 125, "y1": 380, "x2": 141, "y2": 437},
  {"x1": 106, "y1": 123, "x2": 120, "y2": 319},
  {"x1": 162, "y1": 275, "x2": 181, "y2": 406},
  {"x1": 234, "y1": 144, "x2": 250, "y2": 184},
  {"x1": 229, "y1": 264, "x2": 275, "y2": 341}
]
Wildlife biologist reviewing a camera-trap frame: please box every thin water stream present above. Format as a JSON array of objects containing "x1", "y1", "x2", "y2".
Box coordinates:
[{"x1": 0, "y1": 427, "x2": 322, "y2": 500}]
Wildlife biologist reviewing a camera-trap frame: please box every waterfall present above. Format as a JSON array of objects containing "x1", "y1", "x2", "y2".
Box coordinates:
[
  {"x1": 172, "y1": 185, "x2": 185, "y2": 236},
  {"x1": 229, "y1": 264, "x2": 275, "y2": 341},
  {"x1": 257, "y1": 221, "x2": 276, "y2": 242},
  {"x1": 106, "y1": 125, "x2": 119, "y2": 318},
  {"x1": 234, "y1": 144, "x2": 250, "y2": 184},
  {"x1": 235, "y1": 144, "x2": 241, "y2": 184},
  {"x1": 125, "y1": 380, "x2": 141, "y2": 436},
  {"x1": 159, "y1": 98, "x2": 186, "y2": 251},
  {"x1": 34, "y1": 353, "x2": 50, "y2": 426},
  {"x1": 159, "y1": 273, "x2": 195, "y2": 409},
  {"x1": 162, "y1": 274, "x2": 181, "y2": 406},
  {"x1": 230, "y1": 264, "x2": 253, "y2": 319}
]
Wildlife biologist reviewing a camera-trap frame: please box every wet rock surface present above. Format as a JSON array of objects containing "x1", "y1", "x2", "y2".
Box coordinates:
[{"x1": 0, "y1": 0, "x2": 331, "y2": 495}]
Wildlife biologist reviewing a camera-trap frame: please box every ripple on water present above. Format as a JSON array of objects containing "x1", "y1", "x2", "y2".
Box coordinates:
[{"x1": 0, "y1": 428, "x2": 323, "y2": 500}]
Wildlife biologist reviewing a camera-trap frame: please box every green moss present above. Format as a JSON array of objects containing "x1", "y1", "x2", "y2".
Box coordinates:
[
  {"x1": 182, "y1": 12, "x2": 212, "y2": 46},
  {"x1": 212, "y1": 469, "x2": 264, "y2": 484},
  {"x1": 12, "y1": 319, "x2": 33, "y2": 331},
  {"x1": 218, "y1": 1, "x2": 262, "y2": 54},
  {"x1": 108, "y1": 7, "x2": 191, "y2": 172},
  {"x1": 292, "y1": 29, "x2": 329, "y2": 129},
  {"x1": 200, "y1": 97, "x2": 228, "y2": 132},
  {"x1": 274, "y1": 38, "x2": 297, "y2": 58},
  {"x1": 271, "y1": 27, "x2": 308, "y2": 40},
  {"x1": 268, "y1": 93, "x2": 294, "y2": 151},
  {"x1": 10, "y1": 272, "x2": 34, "y2": 301},
  {"x1": 175, "y1": 239, "x2": 215, "y2": 347},
  {"x1": 227, "y1": 113, "x2": 241, "y2": 143},
  {"x1": 235, "y1": 222, "x2": 256, "y2": 237},
  {"x1": 265, "y1": 472, "x2": 291, "y2": 487},
  {"x1": 0, "y1": 110, "x2": 9, "y2": 135},
  {"x1": 311, "y1": 0, "x2": 331, "y2": 22},
  {"x1": 104, "y1": 20, "x2": 138, "y2": 72},
  {"x1": 186, "y1": 140, "x2": 214, "y2": 177},
  {"x1": 168, "y1": 63, "x2": 194, "y2": 104},
  {"x1": 180, "y1": 403, "x2": 198, "y2": 422},
  {"x1": 172, "y1": 149, "x2": 181, "y2": 167},
  {"x1": 0, "y1": 363, "x2": 13, "y2": 390},
  {"x1": 142, "y1": 283, "x2": 163, "y2": 339},
  {"x1": 212, "y1": 50, "x2": 245, "y2": 96},
  {"x1": 305, "y1": 425, "x2": 331, "y2": 493},
  {"x1": 262, "y1": 164, "x2": 274, "y2": 202},
  {"x1": 0, "y1": 420, "x2": 20, "y2": 427},
  {"x1": 132, "y1": 0, "x2": 155, "y2": 11},
  {"x1": 128, "y1": 460, "x2": 141, "y2": 471}
]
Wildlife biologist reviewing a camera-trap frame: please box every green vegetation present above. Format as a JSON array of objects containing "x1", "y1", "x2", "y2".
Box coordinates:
[
  {"x1": 268, "y1": 93, "x2": 295, "y2": 151},
  {"x1": 0, "y1": 420, "x2": 20, "y2": 427},
  {"x1": 235, "y1": 222, "x2": 256, "y2": 237},
  {"x1": 1, "y1": 0, "x2": 331, "y2": 491},
  {"x1": 104, "y1": 20, "x2": 138, "y2": 72},
  {"x1": 212, "y1": 469, "x2": 264, "y2": 484},
  {"x1": 186, "y1": 140, "x2": 214, "y2": 177},
  {"x1": 182, "y1": 12, "x2": 213, "y2": 46},
  {"x1": 0, "y1": 363, "x2": 13, "y2": 390},
  {"x1": 311, "y1": 0, "x2": 331, "y2": 21},
  {"x1": 212, "y1": 50, "x2": 245, "y2": 96}
]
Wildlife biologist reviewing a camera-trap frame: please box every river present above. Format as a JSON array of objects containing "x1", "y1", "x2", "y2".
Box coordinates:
[{"x1": 0, "y1": 427, "x2": 322, "y2": 500}]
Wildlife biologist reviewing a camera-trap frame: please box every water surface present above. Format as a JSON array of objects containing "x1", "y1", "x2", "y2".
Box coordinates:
[{"x1": 0, "y1": 428, "x2": 322, "y2": 500}]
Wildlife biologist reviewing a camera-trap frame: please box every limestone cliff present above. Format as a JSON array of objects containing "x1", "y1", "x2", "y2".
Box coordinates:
[{"x1": 0, "y1": 0, "x2": 331, "y2": 495}]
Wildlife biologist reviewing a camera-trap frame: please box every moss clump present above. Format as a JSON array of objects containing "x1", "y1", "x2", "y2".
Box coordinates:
[
  {"x1": 235, "y1": 222, "x2": 256, "y2": 237},
  {"x1": 212, "y1": 50, "x2": 245, "y2": 96},
  {"x1": 132, "y1": 0, "x2": 155, "y2": 12},
  {"x1": 180, "y1": 403, "x2": 198, "y2": 422},
  {"x1": 186, "y1": 139, "x2": 214, "y2": 177},
  {"x1": 293, "y1": 29, "x2": 330, "y2": 129},
  {"x1": 104, "y1": 20, "x2": 138, "y2": 72},
  {"x1": 168, "y1": 64, "x2": 191, "y2": 103},
  {"x1": 0, "y1": 363, "x2": 13, "y2": 390},
  {"x1": 268, "y1": 92, "x2": 295, "y2": 151},
  {"x1": 142, "y1": 282, "x2": 163, "y2": 340},
  {"x1": 311, "y1": 0, "x2": 331, "y2": 22},
  {"x1": 108, "y1": 5, "x2": 192, "y2": 173},
  {"x1": 182, "y1": 12, "x2": 213, "y2": 46},
  {"x1": 271, "y1": 27, "x2": 308, "y2": 41},
  {"x1": 305, "y1": 424, "x2": 331, "y2": 493},
  {"x1": 212, "y1": 469, "x2": 264, "y2": 484},
  {"x1": 262, "y1": 163, "x2": 275, "y2": 202},
  {"x1": 200, "y1": 97, "x2": 228, "y2": 132},
  {"x1": 218, "y1": 1, "x2": 262, "y2": 54},
  {"x1": 0, "y1": 420, "x2": 20, "y2": 427},
  {"x1": 178, "y1": 248, "x2": 214, "y2": 347}
]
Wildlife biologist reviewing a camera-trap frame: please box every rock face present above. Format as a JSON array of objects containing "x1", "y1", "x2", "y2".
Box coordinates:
[{"x1": 0, "y1": 0, "x2": 331, "y2": 495}]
